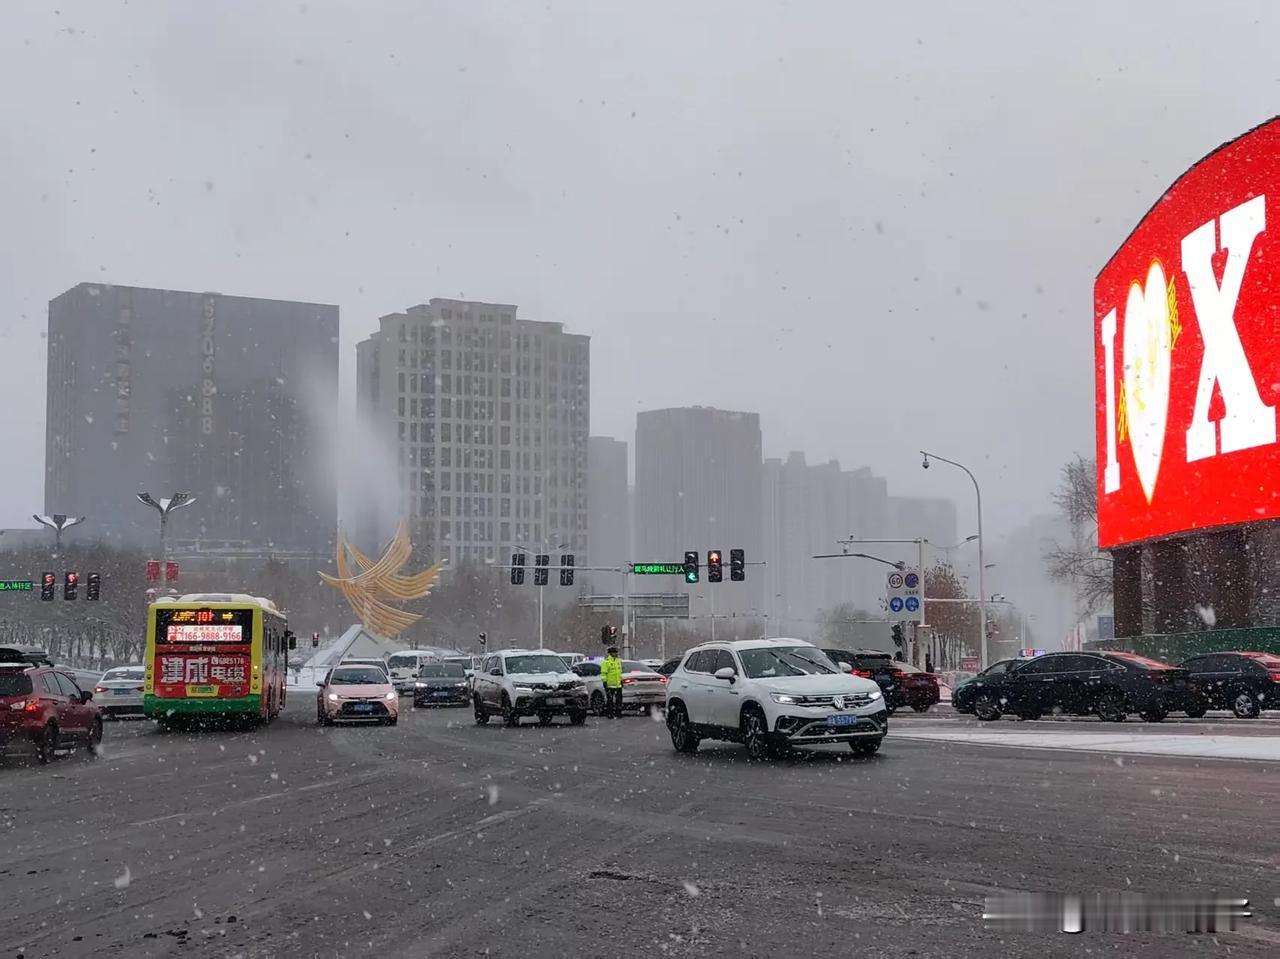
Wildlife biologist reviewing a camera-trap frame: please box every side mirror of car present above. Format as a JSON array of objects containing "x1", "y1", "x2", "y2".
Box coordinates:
[
  {"x1": 838, "y1": 661, "x2": 853, "y2": 673},
  {"x1": 489, "y1": 668, "x2": 502, "y2": 676},
  {"x1": 714, "y1": 666, "x2": 736, "y2": 683},
  {"x1": 316, "y1": 681, "x2": 326, "y2": 688},
  {"x1": 80, "y1": 690, "x2": 93, "y2": 704}
]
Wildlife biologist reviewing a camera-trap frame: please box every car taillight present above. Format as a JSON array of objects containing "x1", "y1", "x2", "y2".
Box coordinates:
[
  {"x1": 890, "y1": 669, "x2": 907, "y2": 679},
  {"x1": 854, "y1": 669, "x2": 874, "y2": 679},
  {"x1": 8, "y1": 699, "x2": 40, "y2": 713},
  {"x1": 622, "y1": 677, "x2": 636, "y2": 685},
  {"x1": 657, "y1": 675, "x2": 668, "y2": 684},
  {"x1": 1268, "y1": 671, "x2": 1280, "y2": 682},
  {"x1": 94, "y1": 686, "x2": 106, "y2": 693}
]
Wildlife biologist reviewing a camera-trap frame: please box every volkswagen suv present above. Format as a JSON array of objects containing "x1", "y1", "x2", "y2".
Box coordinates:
[
  {"x1": 665, "y1": 638, "x2": 887, "y2": 759},
  {"x1": 471, "y1": 649, "x2": 589, "y2": 726}
]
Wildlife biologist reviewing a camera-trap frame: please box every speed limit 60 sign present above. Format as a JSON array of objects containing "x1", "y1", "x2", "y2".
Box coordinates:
[{"x1": 885, "y1": 567, "x2": 922, "y2": 622}]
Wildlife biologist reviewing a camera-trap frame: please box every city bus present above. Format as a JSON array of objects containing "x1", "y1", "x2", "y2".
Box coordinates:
[{"x1": 143, "y1": 593, "x2": 295, "y2": 726}]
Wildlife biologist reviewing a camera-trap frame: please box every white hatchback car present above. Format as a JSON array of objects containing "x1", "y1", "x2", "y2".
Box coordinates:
[{"x1": 665, "y1": 638, "x2": 888, "y2": 759}]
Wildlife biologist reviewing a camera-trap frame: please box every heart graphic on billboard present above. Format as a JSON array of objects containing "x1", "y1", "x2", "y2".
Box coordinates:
[{"x1": 1122, "y1": 261, "x2": 1173, "y2": 503}]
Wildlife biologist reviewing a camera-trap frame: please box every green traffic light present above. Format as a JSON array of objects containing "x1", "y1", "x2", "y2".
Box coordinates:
[{"x1": 685, "y1": 571, "x2": 698, "y2": 583}]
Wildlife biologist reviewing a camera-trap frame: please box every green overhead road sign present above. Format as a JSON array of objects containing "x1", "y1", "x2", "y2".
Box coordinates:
[{"x1": 0, "y1": 581, "x2": 34, "y2": 592}]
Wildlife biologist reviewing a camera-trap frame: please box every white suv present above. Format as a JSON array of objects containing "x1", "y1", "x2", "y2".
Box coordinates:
[
  {"x1": 665, "y1": 638, "x2": 888, "y2": 759},
  {"x1": 471, "y1": 649, "x2": 590, "y2": 726}
]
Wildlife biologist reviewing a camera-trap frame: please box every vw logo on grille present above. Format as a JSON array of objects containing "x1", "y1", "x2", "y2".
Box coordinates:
[{"x1": 832, "y1": 695, "x2": 846, "y2": 711}]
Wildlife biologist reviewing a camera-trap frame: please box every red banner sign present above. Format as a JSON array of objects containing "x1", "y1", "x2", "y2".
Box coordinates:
[
  {"x1": 165, "y1": 562, "x2": 179, "y2": 582},
  {"x1": 1095, "y1": 118, "x2": 1280, "y2": 548},
  {"x1": 146, "y1": 561, "x2": 161, "y2": 582}
]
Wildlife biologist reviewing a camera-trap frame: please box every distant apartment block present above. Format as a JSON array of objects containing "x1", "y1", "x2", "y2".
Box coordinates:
[{"x1": 355, "y1": 298, "x2": 589, "y2": 566}]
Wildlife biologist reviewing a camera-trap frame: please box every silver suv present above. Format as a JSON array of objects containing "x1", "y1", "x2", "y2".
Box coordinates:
[{"x1": 471, "y1": 649, "x2": 589, "y2": 727}]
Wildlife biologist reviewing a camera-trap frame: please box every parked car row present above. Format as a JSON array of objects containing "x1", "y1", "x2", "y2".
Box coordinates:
[{"x1": 952, "y1": 650, "x2": 1280, "y2": 722}]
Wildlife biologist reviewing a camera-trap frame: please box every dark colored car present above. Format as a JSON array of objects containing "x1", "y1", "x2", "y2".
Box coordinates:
[
  {"x1": 1179, "y1": 651, "x2": 1280, "y2": 718},
  {"x1": 413, "y1": 662, "x2": 471, "y2": 707},
  {"x1": 951, "y1": 659, "x2": 1018, "y2": 714},
  {"x1": 0, "y1": 661, "x2": 103, "y2": 763},
  {"x1": 656, "y1": 657, "x2": 682, "y2": 678},
  {"x1": 821, "y1": 649, "x2": 906, "y2": 713},
  {"x1": 965, "y1": 651, "x2": 1198, "y2": 722}
]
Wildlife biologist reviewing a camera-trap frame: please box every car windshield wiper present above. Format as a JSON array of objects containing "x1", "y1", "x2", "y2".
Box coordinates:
[{"x1": 782, "y1": 651, "x2": 835, "y2": 674}]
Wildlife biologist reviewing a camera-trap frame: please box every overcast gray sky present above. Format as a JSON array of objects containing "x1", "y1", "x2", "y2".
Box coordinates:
[{"x1": 3, "y1": 0, "x2": 1278, "y2": 540}]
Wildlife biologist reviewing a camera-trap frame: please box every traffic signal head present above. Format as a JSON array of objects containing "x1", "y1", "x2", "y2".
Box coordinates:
[
  {"x1": 510, "y1": 552, "x2": 525, "y2": 585},
  {"x1": 533, "y1": 554, "x2": 550, "y2": 587},
  {"x1": 683, "y1": 550, "x2": 699, "y2": 584},
  {"x1": 601, "y1": 625, "x2": 611, "y2": 645},
  {"x1": 63, "y1": 571, "x2": 79, "y2": 601},
  {"x1": 86, "y1": 572, "x2": 101, "y2": 601},
  {"x1": 729, "y1": 548, "x2": 746, "y2": 581},
  {"x1": 559, "y1": 553, "x2": 575, "y2": 587},
  {"x1": 707, "y1": 550, "x2": 723, "y2": 583},
  {"x1": 41, "y1": 572, "x2": 55, "y2": 601},
  {"x1": 891, "y1": 623, "x2": 906, "y2": 652}
]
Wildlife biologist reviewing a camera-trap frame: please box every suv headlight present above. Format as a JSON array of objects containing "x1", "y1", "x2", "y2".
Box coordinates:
[
  {"x1": 514, "y1": 682, "x2": 536, "y2": 690},
  {"x1": 868, "y1": 688, "x2": 883, "y2": 700},
  {"x1": 327, "y1": 693, "x2": 339, "y2": 701},
  {"x1": 570, "y1": 680, "x2": 584, "y2": 689},
  {"x1": 385, "y1": 692, "x2": 396, "y2": 701},
  {"x1": 771, "y1": 693, "x2": 800, "y2": 705}
]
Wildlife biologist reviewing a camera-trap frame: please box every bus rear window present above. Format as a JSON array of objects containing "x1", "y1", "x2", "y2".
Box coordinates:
[{"x1": 155, "y1": 608, "x2": 254, "y2": 644}]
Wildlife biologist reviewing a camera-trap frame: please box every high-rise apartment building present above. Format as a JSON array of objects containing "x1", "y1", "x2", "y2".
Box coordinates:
[
  {"x1": 587, "y1": 436, "x2": 629, "y2": 582},
  {"x1": 762, "y1": 455, "x2": 890, "y2": 633},
  {"x1": 635, "y1": 407, "x2": 761, "y2": 614},
  {"x1": 44, "y1": 283, "x2": 339, "y2": 553},
  {"x1": 355, "y1": 298, "x2": 589, "y2": 565}
]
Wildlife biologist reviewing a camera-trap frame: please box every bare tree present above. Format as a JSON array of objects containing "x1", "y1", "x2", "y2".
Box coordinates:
[{"x1": 1044, "y1": 455, "x2": 1114, "y2": 615}]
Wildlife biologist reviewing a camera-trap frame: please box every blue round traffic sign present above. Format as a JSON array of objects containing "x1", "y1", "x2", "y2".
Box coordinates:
[
  {"x1": 904, "y1": 572, "x2": 920, "y2": 589},
  {"x1": 905, "y1": 596, "x2": 920, "y2": 613},
  {"x1": 888, "y1": 597, "x2": 905, "y2": 613}
]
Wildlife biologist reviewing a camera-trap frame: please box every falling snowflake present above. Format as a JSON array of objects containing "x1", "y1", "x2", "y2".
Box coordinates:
[
  {"x1": 114, "y1": 866, "x2": 131, "y2": 889},
  {"x1": 681, "y1": 881, "x2": 700, "y2": 897},
  {"x1": 486, "y1": 785, "x2": 500, "y2": 806}
]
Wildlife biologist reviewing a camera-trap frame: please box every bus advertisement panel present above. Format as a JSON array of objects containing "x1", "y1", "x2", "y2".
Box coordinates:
[{"x1": 143, "y1": 597, "x2": 290, "y2": 724}]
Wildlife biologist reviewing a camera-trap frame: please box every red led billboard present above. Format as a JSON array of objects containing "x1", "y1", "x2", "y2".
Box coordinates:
[{"x1": 1096, "y1": 118, "x2": 1280, "y2": 549}]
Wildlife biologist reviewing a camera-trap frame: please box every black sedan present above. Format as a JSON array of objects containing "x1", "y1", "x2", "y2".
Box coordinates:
[
  {"x1": 1179, "y1": 650, "x2": 1280, "y2": 718},
  {"x1": 951, "y1": 658, "x2": 1019, "y2": 715},
  {"x1": 962, "y1": 651, "x2": 1200, "y2": 722},
  {"x1": 412, "y1": 663, "x2": 471, "y2": 707}
]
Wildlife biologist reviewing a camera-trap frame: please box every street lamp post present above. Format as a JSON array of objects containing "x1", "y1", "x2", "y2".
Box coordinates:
[
  {"x1": 920, "y1": 451, "x2": 987, "y2": 669},
  {"x1": 135, "y1": 492, "x2": 197, "y2": 585},
  {"x1": 32, "y1": 514, "x2": 86, "y2": 558}
]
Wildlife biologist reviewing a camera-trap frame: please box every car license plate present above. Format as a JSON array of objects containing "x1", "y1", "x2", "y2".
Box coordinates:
[
  {"x1": 352, "y1": 703, "x2": 374, "y2": 713},
  {"x1": 544, "y1": 697, "x2": 564, "y2": 706},
  {"x1": 828, "y1": 714, "x2": 859, "y2": 727},
  {"x1": 185, "y1": 684, "x2": 218, "y2": 697},
  {"x1": 432, "y1": 690, "x2": 449, "y2": 696},
  {"x1": 114, "y1": 688, "x2": 132, "y2": 696}
]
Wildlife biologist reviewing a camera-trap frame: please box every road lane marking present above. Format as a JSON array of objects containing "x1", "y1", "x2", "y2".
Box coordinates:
[{"x1": 891, "y1": 729, "x2": 1280, "y2": 762}]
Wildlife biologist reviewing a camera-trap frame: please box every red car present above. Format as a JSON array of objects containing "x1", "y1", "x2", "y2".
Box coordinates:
[
  {"x1": 890, "y1": 661, "x2": 941, "y2": 712},
  {"x1": 0, "y1": 659, "x2": 103, "y2": 763}
]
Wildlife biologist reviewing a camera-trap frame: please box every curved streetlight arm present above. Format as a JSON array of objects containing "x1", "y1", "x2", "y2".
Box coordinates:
[{"x1": 920, "y1": 450, "x2": 986, "y2": 669}]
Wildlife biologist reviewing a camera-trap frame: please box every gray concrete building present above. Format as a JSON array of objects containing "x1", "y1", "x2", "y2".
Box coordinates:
[
  {"x1": 635, "y1": 407, "x2": 761, "y2": 616},
  {"x1": 44, "y1": 283, "x2": 339, "y2": 554},
  {"x1": 762, "y1": 455, "x2": 891, "y2": 635},
  {"x1": 355, "y1": 298, "x2": 589, "y2": 566},
  {"x1": 587, "y1": 436, "x2": 629, "y2": 585}
]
